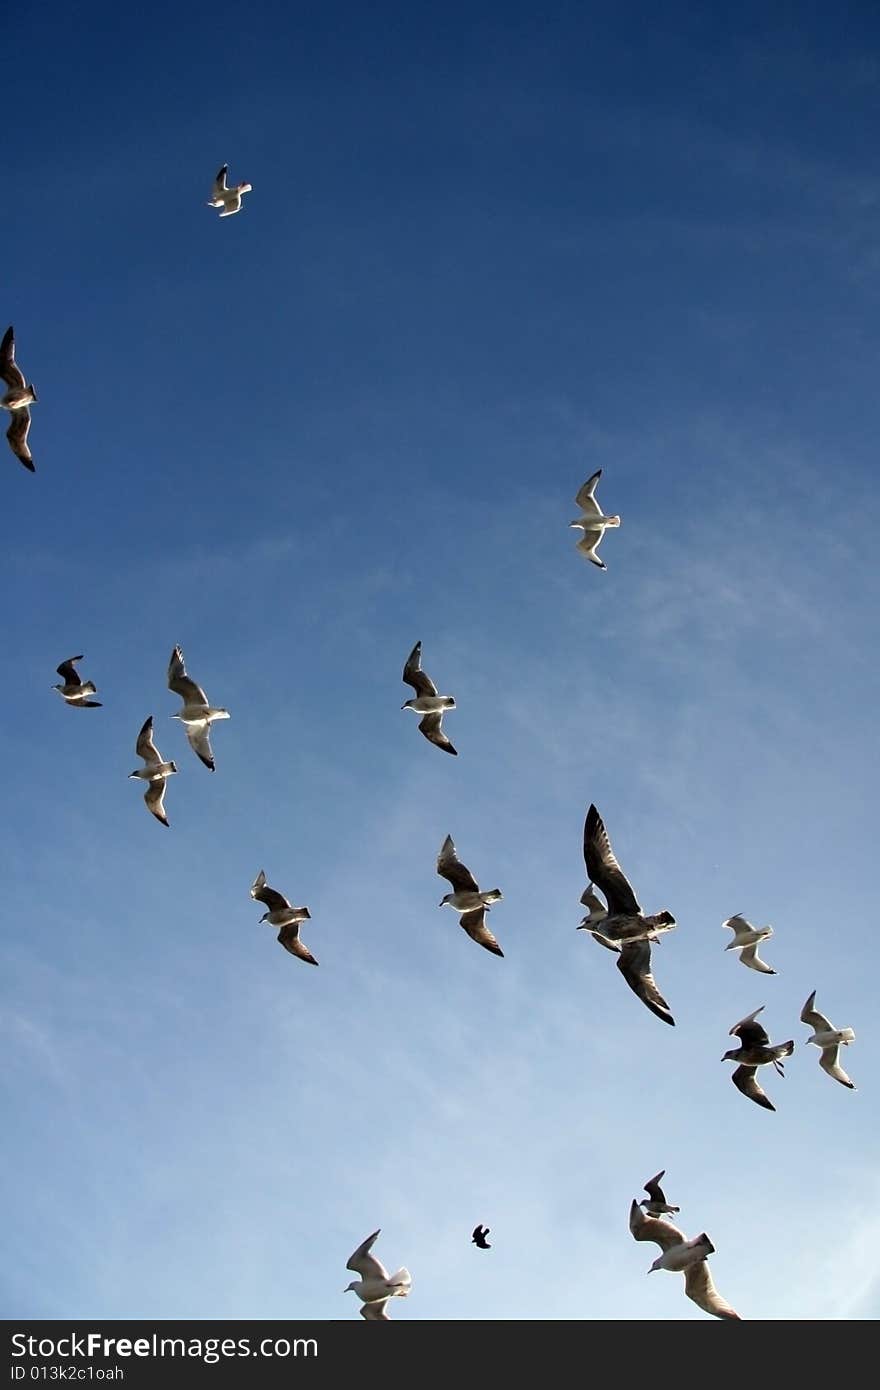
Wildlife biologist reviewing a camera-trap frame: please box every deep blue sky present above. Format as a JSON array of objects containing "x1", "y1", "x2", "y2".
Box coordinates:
[{"x1": 2, "y1": 0, "x2": 879, "y2": 1320}]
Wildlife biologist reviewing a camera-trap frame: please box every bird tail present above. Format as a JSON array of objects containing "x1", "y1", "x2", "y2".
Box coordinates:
[
  {"x1": 81, "y1": 681, "x2": 97, "y2": 695},
  {"x1": 29, "y1": 385, "x2": 38, "y2": 402},
  {"x1": 776, "y1": 1041, "x2": 795, "y2": 1060},
  {"x1": 699, "y1": 1234, "x2": 715, "y2": 1255},
  {"x1": 839, "y1": 1028, "x2": 856, "y2": 1044},
  {"x1": 388, "y1": 1268, "x2": 412, "y2": 1292}
]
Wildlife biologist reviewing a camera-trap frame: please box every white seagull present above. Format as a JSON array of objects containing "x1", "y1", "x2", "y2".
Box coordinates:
[
  {"x1": 570, "y1": 469, "x2": 620, "y2": 569},
  {"x1": 639, "y1": 1170, "x2": 681, "y2": 1220},
  {"x1": 344, "y1": 1230, "x2": 411, "y2": 1317},
  {"x1": 167, "y1": 645, "x2": 229, "y2": 771},
  {"x1": 250, "y1": 869, "x2": 317, "y2": 966},
  {"x1": 401, "y1": 641, "x2": 457, "y2": 755},
  {"x1": 629, "y1": 1202, "x2": 740, "y2": 1319},
  {"x1": 1, "y1": 325, "x2": 37, "y2": 471},
  {"x1": 129, "y1": 716, "x2": 178, "y2": 826},
  {"x1": 53, "y1": 656, "x2": 102, "y2": 708},
  {"x1": 206, "y1": 164, "x2": 253, "y2": 217},
  {"x1": 722, "y1": 913, "x2": 776, "y2": 974},
  {"x1": 436, "y1": 834, "x2": 504, "y2": 957},
  {"x1": 801, "y1": 990, "x2": 856, "y2": 1089}
]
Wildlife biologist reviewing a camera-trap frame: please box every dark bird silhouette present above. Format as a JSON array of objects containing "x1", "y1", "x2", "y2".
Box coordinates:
[
  {"x1": 472, "y1": 1225, "x2": 491, "y2": 1249},
  {"x1": 722, "y1": 1006, "x2": 794, "y2": 1111}
]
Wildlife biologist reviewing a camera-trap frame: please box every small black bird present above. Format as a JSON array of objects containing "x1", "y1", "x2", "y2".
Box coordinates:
[{"x1": 472, "y1": 1224, "x2": 491, "y2": 1250}]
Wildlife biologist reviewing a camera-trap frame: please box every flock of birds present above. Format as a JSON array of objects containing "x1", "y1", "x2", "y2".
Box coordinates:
[{"x1": 9, "y1": 164, "x2": 860, "y2": 1323}]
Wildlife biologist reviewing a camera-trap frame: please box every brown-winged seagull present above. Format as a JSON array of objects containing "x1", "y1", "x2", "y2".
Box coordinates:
[
  {"x1": 639, "y1": 1171, "x2": 680, "y2": 1219},
  {"x1": 628, "y1": 1202, "x2": 740, "y2": 1319},
  {"x1": 437, "y1": 834, "x2": 503, "y2": 957},
  {"x1": 722, "y1": 1006, "x2": 794, "y2": 1111},
  {"x1": 345, "y1": 1230, "x2": 411, "y2": 1317},
  {"x1": 578, "y1": 804, "x2": 676, "y2": 1025},
  {"x1": 401, "y1": 641, "x2": 457, "y2": 755},
  {"x1": 570, "y1": 469, "x2": 620, "y2": 569},
  {"x1": 167, "y1": 645, "x2": 229, "y2": 771},
  {"x1": 723, "y1": 913, "x2": 776, "y2": 974},
  {"x1": 801, "y1": 990, "x2": 856, "y2": 1089},
  {"x1": 1, "y1": 326, "x2": 37, "y2": 471},
  {"x1": 53, "y1": 656, "x2": 102, "y2": 708},
  {"x1": 250, "y1": 869, "x2": 317, "y2": 965},
  {"x1": 206, "y1": 164, "x2": 253, "y2": 217},
  {"x1": 129, "y1": 716, "x2": 178, "y2": 827}
]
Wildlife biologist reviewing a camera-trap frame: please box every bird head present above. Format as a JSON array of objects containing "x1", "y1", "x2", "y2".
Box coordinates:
[
  {"x1": 401, "y1": 699, "x2": 415, "y2": 710},
  {"x1": 721, "y1": 1049, "x2": 738, "y2": 1063},
  {"x1": 648, "y1": 1256, "x2": 664, "y2": 1273},
  {"x1": 259, "y1": 912, "x2": 271, "y2": 924},
  {"x1": 439, "y1": 893, "x2": 453, "y2": 908},
  {"x1": 344, "y1": 1282, "x2": 359, "y2": 1294}
]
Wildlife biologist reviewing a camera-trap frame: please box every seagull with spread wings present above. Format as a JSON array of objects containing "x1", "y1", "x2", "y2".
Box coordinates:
[
  {"x1": 437, "y1": 834, "x2": 504, "y2": 957},
  {"x1": 344, "y1": 1230, "x2": 411, "y2": 1317},
  {"x1": 206, "y1": 164, "x2": 252, "y2": 217},
  {"x1": 569, "y1": 469, "x2": 620, "y2": 569},
  {"x1": 250, "y1": 869, "x2": 317, "y2": 966},
  {"x1": 167, "y1": 645, "x2": 229, "y2": 771},
  {"x1": 801, "y1": 990, "x2": 856, "y2": 1089},
  {"x1": 722, "y1": 1006, "x2": 794, "y2": 1111},
  {"x1": 129, "y1": 716, "x2": 178, "y2": 827},
  {"x1": 639, "y1": 1171, "x2": 680, "y2": 1219},
  {"x1": 53, "y1": 656, "x2": 102, "y2": 708},
  {"x1": 1, "y1": 326, "x2": 37, "y2": 471},
  {"x1": 629, "y1": 1201, "x2": 741, "y2": 1320},
  {"x1": 578, "y1": 804, "x2": 676, "y2": 1025},
  {"x1": 401, "y1": 641, "x2": 457, "y2": 755},
  {"x1": 723, "y1": 913, "x2": 776, "y2": 974}
]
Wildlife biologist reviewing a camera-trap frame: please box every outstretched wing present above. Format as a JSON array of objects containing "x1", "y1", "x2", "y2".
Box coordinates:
[
  {"x1": 402, "y1": 641, "x2": 437, "y2": 698},
  {"x1": 643, "y1": 1171, "x2": 667, "y2": 1203},
  {"x1": 617, "y1": 941, "x2": 674, "y2": 1025},
  {"x1": 56, "y1": 656, "x2": 83, "y2": 686},
  {"x1": 460, "y1": 908, "x2": 503, "y2": 958},
  {"x1": 437, "y1": 834, "x2": 479, "y2": 893},
  {"x1": 144, "y1": 779, "x2": 169, "y2": 827},
  {"x1": 250, "y1": 870, "x2": 291, "y2": 913},
  {"x1": 684, "y1": 1260, "x2": 741, "y2": 1320},
  {"x1": 729, "y1": 1007, "x2": 769, "y2": 1047},
  {"x1": 347, "y1": 1230, "x2": 389, "y2": 1281},
  {"x1": 583, "y1": 804, "x2": 642, "y2": 917},
  {"x1": 800, "y1": 990, "x2": 833, "y2": 1034},
  {"x1": 575, "y1": 469, "x2": 602, "y2": 515},
  {"x1": 7, "y1": 408, "x2": 34, "y2": 470},
  {"x1": 167, "y1": 646, "x2": 209, "y2": 705},
  {"x1": 739, "y1": 943, "x2": 776, "y2": 974},
  {"x1": 212, "y1": 165, "x2": 229, "y2": 196},
  {"x1": 136, "y1": 715, "x2": 162, "y2": 761},
  {"x1": 185, "y1": 723, "x2": 215, "y2": 771},
  {"x1": 277, "y1": 924, "x2": 318, "y2": 965},
  {"x1": 419, "y1": 712, "x2": 457, "y2": 755},
  {"x1": 819, "y1": 1046, "x2": 855, "y2": 1089},
  {"x1": 0, "y1": 326, "x2": 26, "y2": 391},
  {"x1": 628, "y1": 1201, "x2": 686, "y2": 1252},
  {"x1": 360, "y1": 1299, "x2": 391, "y2": 1320},
  {"x1": 731, "y1": 1065, "x2": 775, "y2": 1111}
]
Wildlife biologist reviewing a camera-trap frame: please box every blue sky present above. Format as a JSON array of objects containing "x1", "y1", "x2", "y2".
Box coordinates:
[{"x1": 2, "y1": 0, "x2": 879, "y2": 1320}]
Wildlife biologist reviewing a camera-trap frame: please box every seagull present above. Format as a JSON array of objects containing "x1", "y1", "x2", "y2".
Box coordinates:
[
  {"x1": 722, "y1": 1006, "x2": 794, "y2": 1111},
  {"x1": 472, "y1": 1225, "x2": 491, "y2": 1249},
  {"x1": 628, "y1": 1202, "x2": 740, "y2": 1319},
  {"x1": 206, "y1": 164, "x2": 253, "y2": 217},
  {"x1": 801, "y1": 990, "x2": 856, "y2": 1089},
  {"x1": 401, "y1": 641, "x2": 457, "y2": 755},
  {"x1": 639, "y1": 1171, "x2": 680, "y2": 1220},
  {"x1": 570, "y1": 469, "x2": 621, "y2": 569},
  {"x1": 437, "y1": 834, "x2": 504, "y2": 957},
  {"x1": 344, "y1": 1230, "x2": 411, "y2": 1317},
  {"x1": 53, "y1": 656, "x2": 102, "y2": 708},
  {"x1": 1, "y1": 326, "x2": 37, "y2": 471},
  {"x1": 167, "y1": 645, "x2": 229, "y2": 771},
  {"x1": 250, "y1": 869, "x2": 317, "y2": 966},
  {"x1": 723, "y1": 913, "x2": 776, "y2": 974},
  {"x1": 578, "y1": 804, "x2": 676, "y2": 1025},
  {"x1": 129, "y1": 716, "x2": 178, "y2": 826}
]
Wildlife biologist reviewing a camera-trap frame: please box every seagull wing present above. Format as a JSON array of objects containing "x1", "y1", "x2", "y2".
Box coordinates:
[
  {"x1": 617, "y1": 941, "x2": 674, "y2": 1025},
  {"x1": 459, "y1": 907, "x2": 503, "y2": 957},
  {"x1": 185, "y1": 723, "x2": 215, "y2": 771},
  {"x1": 418, "y1": 712, "x2": 457, "y2": 755},
  {"x1": 684, "y1": 1261, "x2": 741, "y2": 1319},
  {"x1": 731, "y1": 1065, "x2": 775, "y2": 1111},
  {"x1": 575, "y1": 469, "x2": 603, "y2": 515},
  {"x1": 628, "y1": 1201, "x2": 687, "y2": 1252},
  {"x1": 136, "y1": 715, "x2": 163, "y2": 761},
  {"x1": 144, "y1": 779, "x2": 169, "y2": 827},
  {"x1": 800, "y1": 990, "x2": 833, "y2": 1033},
  {"x1": 739, "y1": 943, "x2": 776, "y2": 974},
  {"x1": 643, "y1": 1171, "x2": 667, "y2": 1203},
  {"x1": 212, "y1": 165, "x2": 229, "y2": 196},
  {"x1": 7, "y1": 408, "x2": 34, "y2": 470},
  {"x1": 347, "y1": 1230, "x2": 389, "y2": 1281},
  {"x1": 0, "y1": 326, "x2": 26, "y2": 391},
  {"x1": 360, "y1": 1300, "x2": 391, "y2": 1320},
  {"x1": 819, "y1": 1045, "x2": 854, "y2": 1088},
  {"x1": 56, "y1": 656, "x2": 83, "y2": 686},
  {"x1": 583, "y1": 804, "x2": 642, "y2": 917},
  {"x1": 437, "y1": 835, "x2": 480, "y2": 893},
  {"x1": 167, "y1": 646, "x2": 209, "y2": 705},
  {"x1": 402, "y1": 641, "x2": 438, "y2": 698},
  {"x1": 729, "y1": 1007, "x2": 769, "y2": 1047},
  {"x1": 277, "y1": 923, "x2": 318, "y2": 965},
  {"x1": 250, "y1": 871, "x2": 291, "y2": 913}
]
